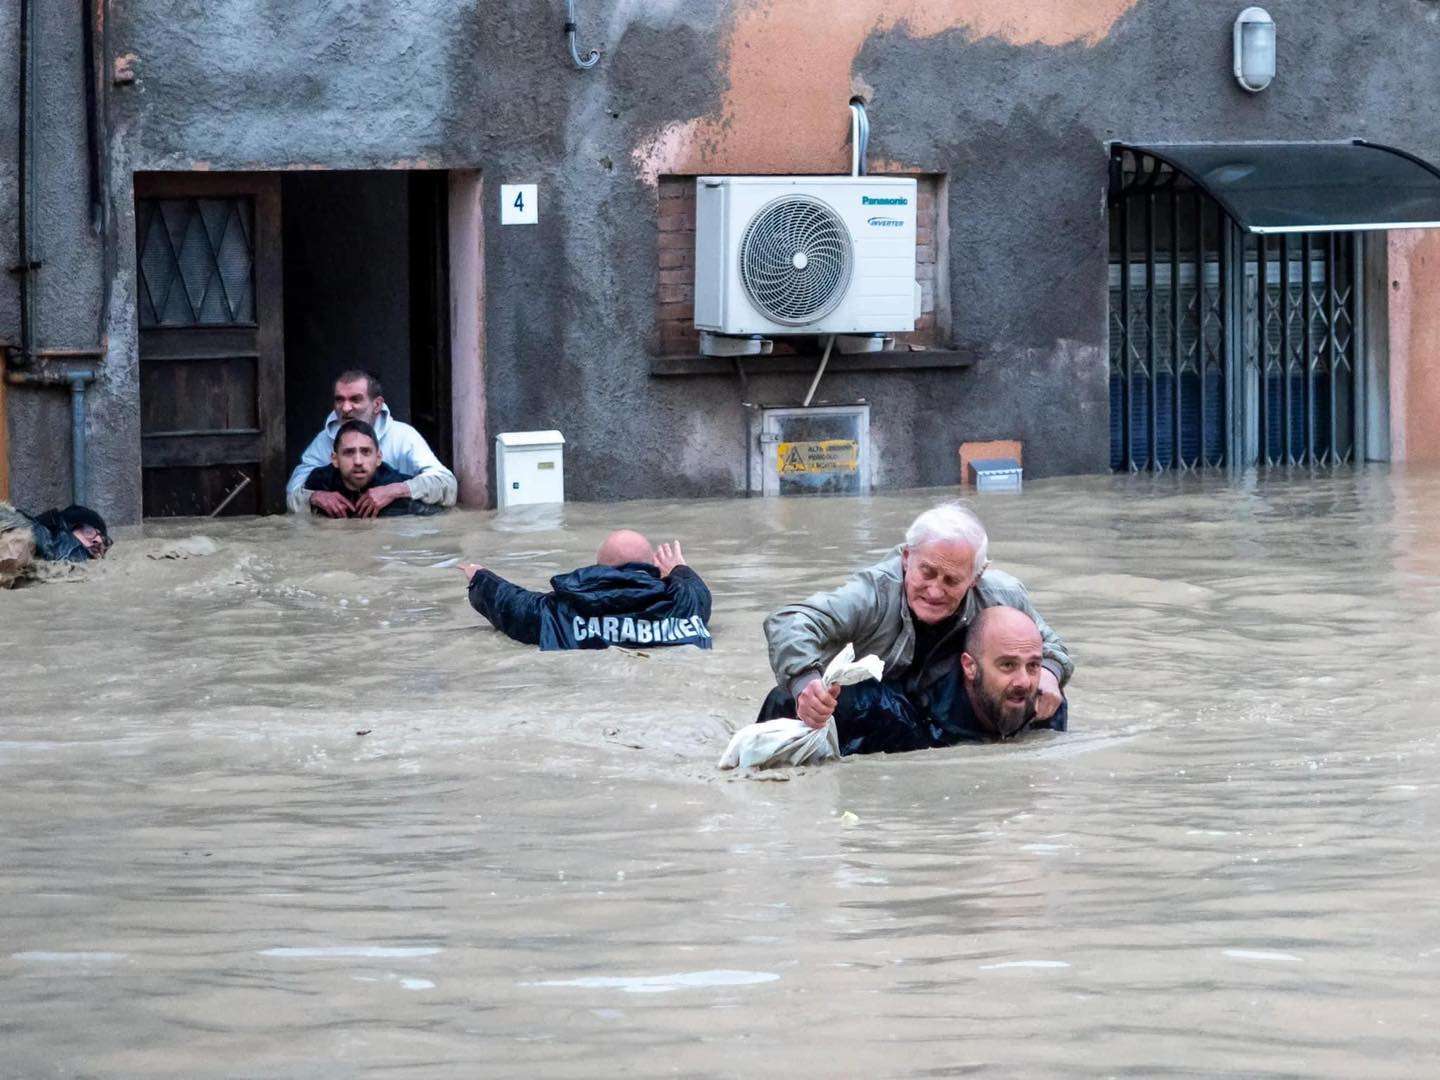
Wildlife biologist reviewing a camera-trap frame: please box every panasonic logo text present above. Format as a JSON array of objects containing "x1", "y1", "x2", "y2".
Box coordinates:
[{"x1": 861, "y1": 195, "x2": 909, "y2": 206}]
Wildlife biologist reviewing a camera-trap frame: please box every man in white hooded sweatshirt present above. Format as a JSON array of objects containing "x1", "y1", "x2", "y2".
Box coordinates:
[{"x1": 286, "y1": 370, "x2": 457, "y2": 517}]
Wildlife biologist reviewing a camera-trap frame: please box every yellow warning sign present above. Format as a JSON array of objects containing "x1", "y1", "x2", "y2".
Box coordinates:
[{"x1": 776, "y1": 439, "x2": 860, "y2": 474}]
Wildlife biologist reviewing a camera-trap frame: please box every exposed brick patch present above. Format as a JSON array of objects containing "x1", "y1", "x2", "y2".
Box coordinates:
[{"x1": 959, "y1": 440, "x2": 1024, "y2": 487}]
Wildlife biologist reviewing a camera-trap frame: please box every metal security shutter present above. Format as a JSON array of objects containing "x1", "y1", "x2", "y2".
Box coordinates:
[{"x1": 1108, "y1": 148, "x2": 1366, "y2": 472}]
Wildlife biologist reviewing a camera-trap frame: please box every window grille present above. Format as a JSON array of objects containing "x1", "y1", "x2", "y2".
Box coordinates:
[
  {"x1": 1108, "y1": 149, "x2": 1365, "y2": 471},
  {"x1": 138, "y1": 197, "x2": 256, "y2": 327}
]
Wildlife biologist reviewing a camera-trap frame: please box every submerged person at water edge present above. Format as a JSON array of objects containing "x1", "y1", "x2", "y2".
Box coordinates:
[
  {"x1": 757, "y1": 500, "x2": 1071, "y2": 748},
  {"x1": 0, "y1": 502, "x2": 111, "y2": 588},
  {"x1": 291, "y1": 420, "x2": 443, "y2": 518},
  {"x1": 460, "y1": 531, "x2": 713, "y2": 650},
  {"x1": 287, "y1": 369, "x2": 456, "y2": 517}
]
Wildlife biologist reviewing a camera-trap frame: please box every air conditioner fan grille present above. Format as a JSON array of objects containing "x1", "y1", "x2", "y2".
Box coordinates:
[{"x1": 739, "y1": 195, "x2": 854, "y2": 326}]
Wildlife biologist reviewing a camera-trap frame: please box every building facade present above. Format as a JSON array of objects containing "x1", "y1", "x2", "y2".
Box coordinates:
[{"x1": 4, "y1": 0, "x2": 1440, "y2": 522}]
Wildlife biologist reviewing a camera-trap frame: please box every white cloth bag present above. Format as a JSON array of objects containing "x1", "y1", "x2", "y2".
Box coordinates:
[{"x1": 718, "y1": 644, "x2": 884, "y2": 770}]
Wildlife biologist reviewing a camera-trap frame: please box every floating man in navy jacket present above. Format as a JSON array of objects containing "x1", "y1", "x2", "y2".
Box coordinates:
[{"x1": 459, "y1": 531, "x2": 713, "y2": 650}]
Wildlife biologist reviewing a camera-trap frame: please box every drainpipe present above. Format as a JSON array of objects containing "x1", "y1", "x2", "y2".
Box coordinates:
[
  {"x1": 82, "y1": 0, "x2": 106, "y2": 236},
  {"x1": 13, "y1": 0, "x2": 40, "y2": 370},
  {"x1": 5, "y1": 361, "x2": 99, "y2": 505},
  {"x1": 4, "y1": 2, "x2": 110, "y2": 507},
  {"x1": 0, "y1": 352, "x2": 8, "y2": 502}
]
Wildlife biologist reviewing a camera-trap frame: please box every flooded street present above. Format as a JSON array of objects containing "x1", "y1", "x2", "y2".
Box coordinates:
[{"x1": 5, "y1": 469, "x2": 1440, "y2": 1077}]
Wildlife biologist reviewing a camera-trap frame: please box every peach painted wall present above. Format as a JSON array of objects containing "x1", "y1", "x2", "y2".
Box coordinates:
[
  {"x1": 1387, "y1": 230, "x2": 1440, "y2": 463},
  {"x1": 631, "y1": 0, "x2": 1139, "y2": 183}
]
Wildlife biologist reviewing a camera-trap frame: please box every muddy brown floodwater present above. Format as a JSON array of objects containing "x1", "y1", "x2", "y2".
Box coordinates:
[{"x1": 5, "y1": 470, "x2": 1440, "y2": 1077}]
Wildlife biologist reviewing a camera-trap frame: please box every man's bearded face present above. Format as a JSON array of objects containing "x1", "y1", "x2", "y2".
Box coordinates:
[
  {"x1": 965, "y1": 631, "x2": 1043, "y2": 737},
  {"x1": 334, "y1": 379, "x2": 380, "y2": 425}
]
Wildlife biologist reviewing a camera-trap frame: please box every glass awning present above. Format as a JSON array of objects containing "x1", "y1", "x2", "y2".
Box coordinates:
[{"x1": 1115, "y1": 140, "x2": 1440, "y2": 234}]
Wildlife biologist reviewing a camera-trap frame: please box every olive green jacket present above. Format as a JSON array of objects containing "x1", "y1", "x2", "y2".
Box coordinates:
[{"x1": 764, "y1": 547, "x2": 1073, "y2": 695}]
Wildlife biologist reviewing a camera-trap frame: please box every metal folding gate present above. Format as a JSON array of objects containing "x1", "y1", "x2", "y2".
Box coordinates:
[{"x1": 1109, "y1": 148, "x2": 1365, "y2": 472}]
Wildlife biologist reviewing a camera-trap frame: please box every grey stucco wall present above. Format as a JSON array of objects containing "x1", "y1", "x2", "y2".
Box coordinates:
[
  {"x1": 6, "y1": 0, "x2": 1440, "y2": 520},
  {"x1": 2, "y1": 0, "x2": 114, "y2": 512}
]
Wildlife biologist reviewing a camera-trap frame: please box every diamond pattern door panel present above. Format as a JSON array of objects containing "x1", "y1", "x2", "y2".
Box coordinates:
[
  {"x1": 135, "y1": 174, "x2": 284, "y2": 517},
  {"x1": 139, "y1": 198, "x2": 257, "y2": 326}
]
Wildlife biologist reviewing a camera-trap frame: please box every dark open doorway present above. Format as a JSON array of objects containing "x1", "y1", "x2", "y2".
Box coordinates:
[
  {"x1": 134, "y1": 169, "x2": 455, "y2": 517},
  {"x1": 280, "y1": 171, "x2": 452, "y2": 478}
]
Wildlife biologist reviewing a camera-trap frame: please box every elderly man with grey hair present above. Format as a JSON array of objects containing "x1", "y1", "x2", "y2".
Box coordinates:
[{"x1": 757, "y1": 501, "x2": 1072, "y2": 751}]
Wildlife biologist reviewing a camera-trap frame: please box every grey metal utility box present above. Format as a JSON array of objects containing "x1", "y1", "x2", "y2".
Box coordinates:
[{"x1": 969, "y1": 457, "x2": 1023, "y2": 492}]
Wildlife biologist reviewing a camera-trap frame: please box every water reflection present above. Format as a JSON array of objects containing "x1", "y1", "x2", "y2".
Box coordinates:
[{"x1": 4, "y1": 469, "x2": 1440, "y2": 1075}]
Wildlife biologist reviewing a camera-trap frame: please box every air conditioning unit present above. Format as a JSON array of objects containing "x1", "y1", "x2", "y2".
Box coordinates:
[{"x1": 694, "y1": 176, "x2": 920, "y2": 343}]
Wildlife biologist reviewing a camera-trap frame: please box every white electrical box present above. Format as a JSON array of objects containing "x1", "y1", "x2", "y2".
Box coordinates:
[{"x1": 495, "y1": 430, "x2": 565, "y2": 507}]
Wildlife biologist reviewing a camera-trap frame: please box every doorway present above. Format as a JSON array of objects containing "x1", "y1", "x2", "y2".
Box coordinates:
[
  {"x1": 280, "y1": 171, "x2": 452, "y2": 475},
  {"x1": 135, "y1": 170, "x2": 453, "y2": 517}
]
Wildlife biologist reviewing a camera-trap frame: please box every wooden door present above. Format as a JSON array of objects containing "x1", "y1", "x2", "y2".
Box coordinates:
[{"x1": 136, "y1": 173, "x2": 284, "y2": 516}]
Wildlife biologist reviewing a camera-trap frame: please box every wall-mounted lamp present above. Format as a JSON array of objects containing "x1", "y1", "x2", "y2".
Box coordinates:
[{"x1": 1233, "y1": 7, "x2": 1276, "y2": 92}]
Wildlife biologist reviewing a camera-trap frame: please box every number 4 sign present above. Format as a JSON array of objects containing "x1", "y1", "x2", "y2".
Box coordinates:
[{"x1": 500, "y1": 184, "x2": 538, "y2": 225}]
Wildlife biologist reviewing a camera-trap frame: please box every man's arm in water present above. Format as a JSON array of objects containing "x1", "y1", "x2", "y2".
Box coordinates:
[
  {"x1": 765, "y1": 561, "x2": 896, "y2": 694},
  {"x1": 387, "y1": 421, "x2": 457, "y2": 507},
  {"x1": 289, "y1": 467, "x2": 353, "y2": 517},
  {"x1": 286, "y1": 429, "x2": 334, "y2": 511},
  {"x1": 460, "y1": 563, "x2": 547, "y2": 646}
]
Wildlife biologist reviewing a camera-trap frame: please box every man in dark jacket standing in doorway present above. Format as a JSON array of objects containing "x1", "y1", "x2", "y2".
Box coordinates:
[{"x1": 460, "y1": 531, "x2": 713, "y2": 650}]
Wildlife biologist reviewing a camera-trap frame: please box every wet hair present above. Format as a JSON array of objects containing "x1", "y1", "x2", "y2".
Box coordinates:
[
  {"x1": 333, "y1": 419, "x2": 380, "y2": 451},
  {"x1": 35, "y1": 504, "x2": 110, "y2": 546},
  {"x1": 335, "y1": 369, "x2": 383, "y2": 399},
  {"x1": 905, "y1": 501, "x2": 988, "y2": 576}
]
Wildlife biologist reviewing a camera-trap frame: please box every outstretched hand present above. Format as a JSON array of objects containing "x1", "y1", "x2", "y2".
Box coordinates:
[
  {"x1": 653, "y1": 541, "x2": 686, "y2": 577},
  {"x1": 458, "y1": 562, "x2": 485, "y2": 583}
]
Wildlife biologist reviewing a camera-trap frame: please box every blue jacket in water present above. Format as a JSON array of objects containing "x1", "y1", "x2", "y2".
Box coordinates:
[
  {"x1": 756, "y1": 675, "x2": 1067, "y2": 756},
  {"x1": 467, "y1": 563, "x2": 714, "y2": 650}
]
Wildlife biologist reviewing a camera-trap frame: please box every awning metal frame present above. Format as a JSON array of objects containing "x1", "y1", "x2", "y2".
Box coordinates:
[
  {"x1": 1108, "y1": 146, "x2": 1367, "y2": 472},
  {"x1": 1111, "y1": 139, "x2": 1440, "y2": 235}
]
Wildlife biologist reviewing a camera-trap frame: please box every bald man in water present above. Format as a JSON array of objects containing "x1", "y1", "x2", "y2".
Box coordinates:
[
  {"x1": 817, "y1": 605, "x2": 1068, "y2": 756},
  {"x1": 459, "y1": 530, "x2": 713, "y2": 650}
]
